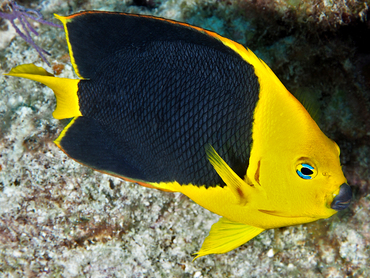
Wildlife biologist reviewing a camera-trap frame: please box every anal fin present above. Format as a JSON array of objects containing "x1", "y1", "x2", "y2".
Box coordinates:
[{"x1": 194, "y1": 217, "x2": 264, "y2": 259}]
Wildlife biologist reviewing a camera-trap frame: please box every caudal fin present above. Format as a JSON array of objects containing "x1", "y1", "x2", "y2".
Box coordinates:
[{"x1": 5, "y1": 64, "x2": 81, "y2": 119}]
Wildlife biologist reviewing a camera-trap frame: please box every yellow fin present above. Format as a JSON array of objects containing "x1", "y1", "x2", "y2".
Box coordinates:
[
  {"x1": 6, "y1": 64, "x2": 54, "y2": 77},
  {"x1": 194, "y1": 217, "x2": 264, "y2": 259},
  {"x1": 5, "y1": 64, "x2": 81, "y2": 119},
  {"x1": 206, "y1": 145, "x2": 250, "y2": 205},
  {"x1": 150, "y1": 181, "x2": 180, "y2": 192}
]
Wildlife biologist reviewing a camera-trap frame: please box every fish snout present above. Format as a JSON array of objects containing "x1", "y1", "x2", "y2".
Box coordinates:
[{"x1": 331, "y1": 183, "x2": 352, "y2": 211}]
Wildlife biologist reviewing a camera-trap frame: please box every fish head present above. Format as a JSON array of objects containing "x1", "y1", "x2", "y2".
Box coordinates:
[
  {"x1": 290, "y1": 136, "x2": 350, "y2": 217},
  {"x1": 247, "y1": 83, "x2": 351, "y2": 223},
  {"x1": 253, "y1": 120, "x2": 351, "y2": 222}
]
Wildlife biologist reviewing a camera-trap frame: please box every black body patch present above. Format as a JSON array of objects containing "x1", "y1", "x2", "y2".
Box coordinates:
[
  {"x1": 65, "y1": 12, "x2": 241, "y2": 79},
  {"x1": 60, "y1": 13, "x2": 259, "y2": 187}
]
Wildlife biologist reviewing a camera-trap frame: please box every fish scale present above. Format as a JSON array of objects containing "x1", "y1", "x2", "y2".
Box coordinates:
[{"x1": 75, "y1": 40, "x2": 258, "y2": 187}]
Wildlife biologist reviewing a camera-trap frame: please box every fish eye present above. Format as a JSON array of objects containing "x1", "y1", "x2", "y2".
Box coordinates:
[{"x1": 296, "y1": 163, "x2": 316, "y2": 180}]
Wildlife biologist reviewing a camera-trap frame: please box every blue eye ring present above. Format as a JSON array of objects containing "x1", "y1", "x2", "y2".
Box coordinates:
[{"x1": 296, "y1": 163, "x2": 315, "y2": 180}]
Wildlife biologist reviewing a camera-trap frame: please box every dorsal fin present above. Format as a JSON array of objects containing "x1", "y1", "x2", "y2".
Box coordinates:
[{"x1": 54, "y1": 12, "x2": 241, "y2": 80}]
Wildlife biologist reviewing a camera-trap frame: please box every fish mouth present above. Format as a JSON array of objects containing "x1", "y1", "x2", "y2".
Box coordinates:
[{"x1": 331, "y1": 183, "x2": 352, "y2": 211}]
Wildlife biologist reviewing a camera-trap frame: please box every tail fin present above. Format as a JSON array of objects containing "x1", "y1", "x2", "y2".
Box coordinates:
[{"x1": 5, "y1": 64, "x2": 81, "y2": 119}]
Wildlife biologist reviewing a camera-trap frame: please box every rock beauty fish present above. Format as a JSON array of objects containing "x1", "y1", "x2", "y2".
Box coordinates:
[{"x1": 5, "y1": 11, "x2": 352, "y2": 259}]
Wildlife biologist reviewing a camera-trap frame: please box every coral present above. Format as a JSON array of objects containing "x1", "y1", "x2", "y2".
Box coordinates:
[{"x1": 0, "y1": 0, "x2": 63, "y2": 66}]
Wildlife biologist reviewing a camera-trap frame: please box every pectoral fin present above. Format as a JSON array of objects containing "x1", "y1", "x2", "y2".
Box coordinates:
[
  {"x1": 194, "y1": 217, "x2": 264, "y2": 259},
  {"x1": 206, "y1": 145, "x2": 250, "y2": 205}
]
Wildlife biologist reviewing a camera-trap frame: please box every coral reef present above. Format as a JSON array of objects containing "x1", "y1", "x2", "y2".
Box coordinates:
[
  {"x1": 0, "y1": 0, "x2": 63, "y2": 66},
  {"x1": 1, "y1": 0, "x2": 369, "y2": 276}
]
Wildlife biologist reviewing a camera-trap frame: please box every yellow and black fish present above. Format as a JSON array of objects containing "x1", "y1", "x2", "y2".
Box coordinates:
[{"x1": 5, "y1": 11, "x2": 352, "y2": 259}]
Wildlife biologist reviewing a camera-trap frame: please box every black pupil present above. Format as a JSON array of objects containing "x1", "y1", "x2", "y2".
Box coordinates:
[{"x1": 301, "y1": 167, "x2": 314, "y2": 175}]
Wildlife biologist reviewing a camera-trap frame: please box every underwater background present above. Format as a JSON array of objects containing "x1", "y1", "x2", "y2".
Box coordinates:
[{"x1": 0, "y1": 0, "x2": 369, "y2": 276}]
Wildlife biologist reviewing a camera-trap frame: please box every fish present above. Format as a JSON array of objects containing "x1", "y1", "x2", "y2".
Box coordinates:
[{"x1": 5, "y1": 11, "x2": 352, "y2": 259}]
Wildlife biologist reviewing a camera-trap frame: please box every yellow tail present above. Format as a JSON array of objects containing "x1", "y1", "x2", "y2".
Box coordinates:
[{"x1": 5, "y1": 64, "x2": 81, "y2": 119}]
